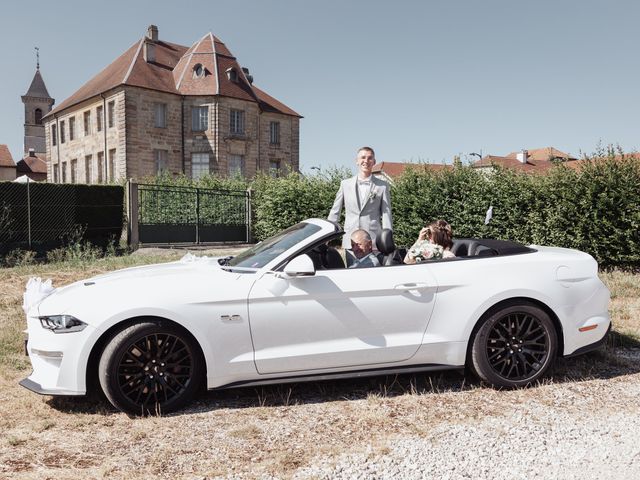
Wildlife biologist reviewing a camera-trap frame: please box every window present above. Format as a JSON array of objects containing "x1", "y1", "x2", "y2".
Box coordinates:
[
  {"x1": 53, "y1": 163, "x2": 58, "y2": 183},
  {"x1": 108, "y1": 101, "x2": 115, "y2": 128},
  {"x1": 228, "y1": 154, "x2": 244, "y2": 177},
  {"x1": 225, "y1": 68, "x2": 238, "y2": 82},
  {"x1": 230, "y1": 109, "x2": 244, "y2": 135},
  {"x1": 154, "y1": 103, "x2": 167, "y2": 128},
  {"x1": 191, "y1": 106, "x2": 208, "y2": 131},
  {"x1": 96, "y1": 106, "x2": 103, "y2": 132},
  {"x1": 51, "y1": 124, "x2": 57, "y2": 146},
  {"x1": 97, "y1": 152, "x2": 104, "y2": 183},
  {"x1": 269, "y1": 121, "x2": 280, "y2": 145},
  {"x1": 61, "y1": 161, "x2": 67, "y2": 183},
  {"x1": 35, "y1": 108, "x2": 43, "y2": 125},
  {"x1": 269, "y1": 159, "x2": 281, "y2": 177},
  {"x1": 70, "y1": 159, "x2": 77, "y2": 184},
  {"x1": 60, "y1": 121, "x2": 66, "y2": 144},
  {"x1": 154, "y1": 149, "x2": 168, "y2": 174},
  {"x1": 191, "y1": 153, "x2": 210, "y2": 179},
  {"x1": 85, "y1": 154, "x2": 93, "y2": 183},
  {"x1": 108, "y1": 149, "x2": 116, "y2": 182},
  {"x1": 69, "y1": 117, "x2": 75, "y2": 141},
  {"x1": 83, "y1": 111, "x2": 91, "y2": 136},
  {"x1": 193, "y1": 63, "x2": 205, "y2": 78}
]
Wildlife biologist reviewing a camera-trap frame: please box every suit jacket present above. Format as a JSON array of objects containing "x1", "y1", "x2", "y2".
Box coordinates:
[{"x1": 327, "y1": 175, "x2": 393, "y2": 248}]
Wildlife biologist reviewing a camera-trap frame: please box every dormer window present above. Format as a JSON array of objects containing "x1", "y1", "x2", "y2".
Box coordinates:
[
  {"x1": 225, "y1": 67, "x2": 238, "y2": 83},
  {"x1": 193, "y1": 63, "x2": 205, "y2": 78}
]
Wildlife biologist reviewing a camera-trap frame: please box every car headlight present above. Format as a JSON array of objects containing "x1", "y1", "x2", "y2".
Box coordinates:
[{"x1": 39, "y1": 315, "x2": 87, "y2": 333}]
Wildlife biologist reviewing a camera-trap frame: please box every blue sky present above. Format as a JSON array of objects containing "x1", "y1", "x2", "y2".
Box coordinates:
[{"x1": 1, "y1": 0, "x2": 638, "y2": 174}]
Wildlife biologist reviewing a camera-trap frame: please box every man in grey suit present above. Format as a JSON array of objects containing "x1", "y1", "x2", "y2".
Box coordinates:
[{"x1": 327, "y1": 146, "x2": 393, "y2": 248}]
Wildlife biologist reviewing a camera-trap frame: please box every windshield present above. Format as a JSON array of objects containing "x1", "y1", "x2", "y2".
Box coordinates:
[{"x1": 227, "y1": 222, "x2": 322, "y2": 269}]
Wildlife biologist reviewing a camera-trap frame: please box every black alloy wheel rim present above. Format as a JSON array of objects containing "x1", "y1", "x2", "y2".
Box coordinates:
[
  {"x1": 486, "y1": 312, "x2": 550, "y2": 381},
  {"x1": 116, "y1": 333, "x2": 193, "y2": 408}
]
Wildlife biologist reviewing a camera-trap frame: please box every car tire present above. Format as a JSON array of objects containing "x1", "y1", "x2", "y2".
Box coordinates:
[
  {"x1": 471, "y1": 303, "x2": 558, "y2": 388},
  {"x1": 98, "y1": 320, "x2": 204, "y2": 415}
]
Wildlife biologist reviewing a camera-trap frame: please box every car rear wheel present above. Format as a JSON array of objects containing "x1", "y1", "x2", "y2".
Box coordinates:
[
  {"x1": 471, "y1": 303, "x2": 558, "y2": 388},
  {"x1": 98, "y1": 321, "x2": 203, "y2": 415}
]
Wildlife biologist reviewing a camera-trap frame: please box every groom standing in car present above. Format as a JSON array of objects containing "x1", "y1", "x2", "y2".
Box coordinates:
[{"x1": 327, "y1": 146, "x2": 393, "y2": 249}]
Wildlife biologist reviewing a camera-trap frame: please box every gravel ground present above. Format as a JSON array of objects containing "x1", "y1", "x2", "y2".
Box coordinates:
[{"x1": 289, "y1": 351, "x2": 640, "y2": 480}]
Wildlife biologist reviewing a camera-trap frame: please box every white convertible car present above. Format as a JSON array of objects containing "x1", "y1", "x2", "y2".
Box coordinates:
[{"x1": 21, "y1": 219, "x2": 610, "y2": 414}]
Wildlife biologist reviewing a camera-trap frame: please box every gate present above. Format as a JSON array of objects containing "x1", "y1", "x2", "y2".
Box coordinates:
[{"x1": 129, "y1": 183, "x2": 250, "y2": 245}]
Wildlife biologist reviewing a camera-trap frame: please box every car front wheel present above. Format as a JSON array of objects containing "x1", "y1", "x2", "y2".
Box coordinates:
[
  {"x1": 98, "y1": 321, "x2": 203, "y2": 415},
  {"x1": 471, "y1": 303, "x2": 558, "y2": 388}
]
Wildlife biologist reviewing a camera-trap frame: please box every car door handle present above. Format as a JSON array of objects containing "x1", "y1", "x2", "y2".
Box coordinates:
[{"x1": 395, "y1": 283, "x2": 431, "y2": 291}]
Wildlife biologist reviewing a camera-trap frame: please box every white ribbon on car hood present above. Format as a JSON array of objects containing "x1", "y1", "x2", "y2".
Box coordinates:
[{"x1": 23, "y1": 277, "x2": 56, "y2": 314}]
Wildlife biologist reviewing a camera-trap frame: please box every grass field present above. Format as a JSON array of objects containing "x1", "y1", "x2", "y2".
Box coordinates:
[{"x1": 0, "y1": 254, "x2": 638, "y2": 479}]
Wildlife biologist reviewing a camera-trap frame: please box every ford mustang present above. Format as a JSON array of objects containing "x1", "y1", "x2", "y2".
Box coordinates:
[{"x1": 21, "y1": 218, "x2": 611, "y2": 414}]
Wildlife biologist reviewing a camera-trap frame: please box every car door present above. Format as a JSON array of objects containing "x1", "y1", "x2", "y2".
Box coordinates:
[{"x1": 247, "y1": 262, "x2": 438, "y2": 374}]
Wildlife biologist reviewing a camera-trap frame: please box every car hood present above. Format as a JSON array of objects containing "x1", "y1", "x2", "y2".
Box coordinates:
[{"x1": 36, "y1": 256, "x2": 242, "y2": 318}]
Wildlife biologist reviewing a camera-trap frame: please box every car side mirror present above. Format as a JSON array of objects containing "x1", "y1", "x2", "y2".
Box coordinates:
[{"x1": 283, "y1": 254, "x2": 316, "y2": 277}]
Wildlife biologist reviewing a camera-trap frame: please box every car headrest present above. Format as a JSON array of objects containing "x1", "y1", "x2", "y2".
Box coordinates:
[
  {"x1": 376, "y1": 229, "x2": 396, "y2": 255},
  {"x1": 452, "y1": 239, "x2": 479, "y2": 257}
]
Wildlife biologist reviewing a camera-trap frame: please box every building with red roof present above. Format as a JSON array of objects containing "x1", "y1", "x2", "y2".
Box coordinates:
[
  {"x1": 372, "y1": 161, "x2": 452, "y2": 183},
  {"x1": 16, "y1": 149, "x2": 48, "y2": 182},
  {"x1": 0, "y1": 144, "x2": 17, "y2": 181},
  {"x1": 472, "y1": 147, "x2": 578, "y2": 173},
  {"x1": 44, "y1": 25, "x2": 301, "y2": 183}
]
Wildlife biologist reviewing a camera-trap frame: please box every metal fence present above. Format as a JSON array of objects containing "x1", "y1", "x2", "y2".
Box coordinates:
[
  {"x1": 130, "y1": 183, "x2": 250, "y2": 245},
  {"x1": 0, "y1": 181, "x2": 124, "y2": 255}
]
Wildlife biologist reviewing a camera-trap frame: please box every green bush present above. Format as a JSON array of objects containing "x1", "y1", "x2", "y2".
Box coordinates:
[{"x1": 251, "y1": 167, "x2": 349, "y2": 240}]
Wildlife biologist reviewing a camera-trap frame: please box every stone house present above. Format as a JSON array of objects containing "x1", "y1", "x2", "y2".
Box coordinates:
[{"x1": 44, "y1": 25, "x2": 301, "y2": 184}]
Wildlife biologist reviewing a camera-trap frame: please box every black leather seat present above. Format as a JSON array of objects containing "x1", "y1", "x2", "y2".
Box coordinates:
[
  {"x1": 312, "y1": 243, "x2": 345, "y2": 269},
  {"x1": 376, "y1": 229, "x2": 404, "y2": 266}
]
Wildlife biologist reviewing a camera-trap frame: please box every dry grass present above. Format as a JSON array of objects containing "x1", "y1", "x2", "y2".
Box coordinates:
[{"x1": 0, "y1": 257, "x2": 638, "y2": 479}]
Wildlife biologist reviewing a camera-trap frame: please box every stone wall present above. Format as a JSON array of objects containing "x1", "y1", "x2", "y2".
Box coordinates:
[
  {"x1": 46, "y1": 87, "x2": 299, "y2": 183},
  {"x1": 124, "y1": 87, "x2": 182, "y2": 179},
  {"x1": 45, "y1": 90, "x2": 125, "y2": 184}
]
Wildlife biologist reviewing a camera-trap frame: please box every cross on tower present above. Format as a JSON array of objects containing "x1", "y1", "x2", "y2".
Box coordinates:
[{"x1": 35, "y1": 46, "x2": 40, "y2": 70}]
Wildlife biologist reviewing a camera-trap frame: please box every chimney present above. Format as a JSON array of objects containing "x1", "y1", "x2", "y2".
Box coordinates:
[
  {"x1": 516, "y1": 149, "x2": 528, "y2": 164},
  {"x1": 28, "y1": 148, "x2": 36, "y2": 157},
  {"x1": 146, "y1": 25, "x2": 158, "y2": 42},
  {"x1": 242, "y1": 67, "x2": 254, "y2": 85},
  {"x1": 143, "y1": 39, "x2": 156, "y2": 63}
]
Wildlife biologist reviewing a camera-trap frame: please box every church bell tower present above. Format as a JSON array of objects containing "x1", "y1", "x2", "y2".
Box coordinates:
[{"x1": 21, "y1": 48, "x2": 54, "y2": 157}]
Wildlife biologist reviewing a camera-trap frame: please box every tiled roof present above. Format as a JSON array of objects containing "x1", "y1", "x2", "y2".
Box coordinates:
[
  {"x1": 47, "y1": 28, "x2": 299, "y2": 118},
  {"x1": 372, "y1": 161, "x2": 451, "y2": 177},
  {"x1": 23, "y1": 69, "x2": 52, "y2": 99},
  {"x1": 0, "y1": 145, "x2": 15, "y2": 167},
  {"x1": 564, "y1": 152, "x2": 640, "y2": 170},
  {"x1": 504, "y1": 147, "x2": 576, "y2": 162},
  {"x1": 17, "y1": 153, "x2": 47, "y2": 174},
  {"x1": 253, "y1": 85, "x2": 301, "y2": 117},
  {"x1": 472, "y1": 147, "x2": 578, "y2": 173}
]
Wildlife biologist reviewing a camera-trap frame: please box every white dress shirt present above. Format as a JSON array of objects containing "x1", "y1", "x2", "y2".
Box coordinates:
[{"x1": 357, "y1": 176, "x2": 372, "y2": 208}]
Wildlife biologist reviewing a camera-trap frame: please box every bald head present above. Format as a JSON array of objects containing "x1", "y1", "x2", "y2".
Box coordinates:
[{"x1": 350, "y1": 229, "x2": 373, "y2": 259}]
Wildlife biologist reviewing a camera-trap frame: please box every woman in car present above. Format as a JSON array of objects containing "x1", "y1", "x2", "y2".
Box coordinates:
[{"x1": 404, "y1": 219, "x2": 455, "y2": 264}]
